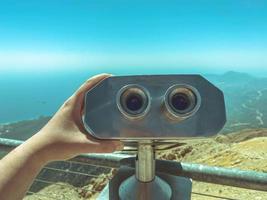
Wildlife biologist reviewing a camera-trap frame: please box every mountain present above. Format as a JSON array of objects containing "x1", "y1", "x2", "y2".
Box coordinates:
[{"x1": 205, "y1": 71, "x2": 267, "y2": 133}]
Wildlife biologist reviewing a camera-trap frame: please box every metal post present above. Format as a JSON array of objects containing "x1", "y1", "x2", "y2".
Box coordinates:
[
  {"x1": 135, "y1": 141, "x2": 155, "y2": 182},
  {"x1": 118, "y1": 141, "x2": 172, "y2": 200}
]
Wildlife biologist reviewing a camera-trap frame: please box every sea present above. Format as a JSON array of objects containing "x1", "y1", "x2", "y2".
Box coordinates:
[
  {"x1": 0, "y1": 67, "x2": 217, "y2": 124},
  {"x1": 0, "y1": 70, "x2": 97, "y2": 124},
  {"x1": 1, "y1": 68, "x2": 263, "y2": 125}
]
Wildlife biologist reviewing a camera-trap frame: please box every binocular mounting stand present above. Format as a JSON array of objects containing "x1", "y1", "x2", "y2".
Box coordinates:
[{"x1": 98, "y1": 141, "x2": 192, "y2": 200}]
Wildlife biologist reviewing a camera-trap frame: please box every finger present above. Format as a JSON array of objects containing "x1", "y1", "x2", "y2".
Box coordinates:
[
  {"x1": 64, "y1": 73, "x2": 111, "y2": 121},
  {"x1": 80, "y1": 139, "x2": 124, "y2": 153},
  {"x1": 95, "y1": 141, "x2": 123, "y2": 153},
  {"x1": 61, "y1": 74, "x2": 111, "y2": 109},
  {"x1": 76, "y1": 73, "x2": 112, "y2": 97},
  {"x1": 73, "y1": 73, "x2": 112, "y2": 112}
]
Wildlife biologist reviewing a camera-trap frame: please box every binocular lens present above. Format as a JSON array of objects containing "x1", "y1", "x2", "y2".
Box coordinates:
[
  {"x1": 171, "y1": 93, "x2": 191, "y2": 112},
  {"x1": 165, "y1": 86, "x2": 199, "y2": 118},
  {"x1": 125, "y1": 94, "x2": 143, "y2": 112},
  {"x1": 118, "y1": 86, "x2": 149, "y2": 118}
]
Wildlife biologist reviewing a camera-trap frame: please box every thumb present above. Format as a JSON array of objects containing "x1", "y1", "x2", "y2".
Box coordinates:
[{"x1": 82, "y1": 140, "x2": 124, "y2": 153}]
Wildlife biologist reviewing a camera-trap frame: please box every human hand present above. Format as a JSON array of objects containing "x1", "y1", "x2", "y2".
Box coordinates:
[{"x1": 28, "y1": 73, "x2": 123, "y2": 163}]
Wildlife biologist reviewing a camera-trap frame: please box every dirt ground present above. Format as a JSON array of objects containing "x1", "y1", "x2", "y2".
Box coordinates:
[{"x1": 24, "y1": 129, "x2": 267, "y2": 200}]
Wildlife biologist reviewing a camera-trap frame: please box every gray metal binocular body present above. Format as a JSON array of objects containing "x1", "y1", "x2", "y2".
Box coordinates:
[
  {"x1": 83, "y1": 74, "x2": 226, "y2": 200},
  {"x1": 83, "y1": 75, "x2": 226, "y2": 140}
]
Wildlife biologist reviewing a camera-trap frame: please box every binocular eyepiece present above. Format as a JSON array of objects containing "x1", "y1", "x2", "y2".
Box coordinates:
[
  {"x1": 117, "y1": 84, "x2": 200, "y2": 121},
  {"x1": 164, "y1": 85, "x2": 200, "y2": 120},
  {"x1": 117, "y1": 85, "x2": 150, "y2": 119}
]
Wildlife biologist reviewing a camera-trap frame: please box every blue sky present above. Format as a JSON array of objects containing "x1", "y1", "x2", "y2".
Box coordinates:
[{"x1": 0, "y1": 0, "x2": 267, "y2": 75}]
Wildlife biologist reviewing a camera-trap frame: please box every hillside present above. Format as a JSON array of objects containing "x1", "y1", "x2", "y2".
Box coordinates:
[
  {"x1": 0, "y1": 116, "x2": 51, "y2": 140},
  {"x1": 24, "y1": 128, "x2": 267, "y2": 200},
  {"x1": 206, "y1": 71, "x2": 267, "y2": 133}
]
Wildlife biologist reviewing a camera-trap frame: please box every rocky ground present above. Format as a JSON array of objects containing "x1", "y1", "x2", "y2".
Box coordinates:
[{"x1": 24, "y1": 128, "x2": 267, "y2": 200}]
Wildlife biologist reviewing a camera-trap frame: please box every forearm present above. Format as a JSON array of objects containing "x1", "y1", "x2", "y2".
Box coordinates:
[
  {"x1": 0, "y1": 74, "x2": 122, "y2": 200},
  {"x1": 0, "y1": 134, "x2": 49, "y2": 200}
]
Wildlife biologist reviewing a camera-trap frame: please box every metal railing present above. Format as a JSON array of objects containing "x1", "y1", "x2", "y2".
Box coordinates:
[{"x1": 0, "y1": 137, "x2": 267, "y2": 199}]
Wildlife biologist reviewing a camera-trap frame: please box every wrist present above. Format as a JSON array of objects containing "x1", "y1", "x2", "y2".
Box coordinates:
[{"x1": 20, "y1": 133, "x2": 52, "y2": 167}]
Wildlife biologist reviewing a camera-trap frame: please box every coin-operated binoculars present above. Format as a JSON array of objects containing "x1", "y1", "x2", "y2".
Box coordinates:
[{"x1": 83, "y1": 75, "x2": 226, "y2": 200}]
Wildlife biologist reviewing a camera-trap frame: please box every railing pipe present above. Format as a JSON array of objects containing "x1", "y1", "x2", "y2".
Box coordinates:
[{"x1": 1, "y1": 138, "x2": 266, "y2": 192}]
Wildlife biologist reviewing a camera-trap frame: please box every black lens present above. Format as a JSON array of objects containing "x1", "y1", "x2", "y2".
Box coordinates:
[
  {"x1": 165, "y1": 86, "x2": 198, "y2": 119},
  {"x1": 119, "y1": 86, "x2": 149, "y2": 118},
  {"x1": 126, "y1": 94, "x2": 143, "y2": 111},
  {"x1": 171, "y1": 93, "x2": 190, "y2": 111}
]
